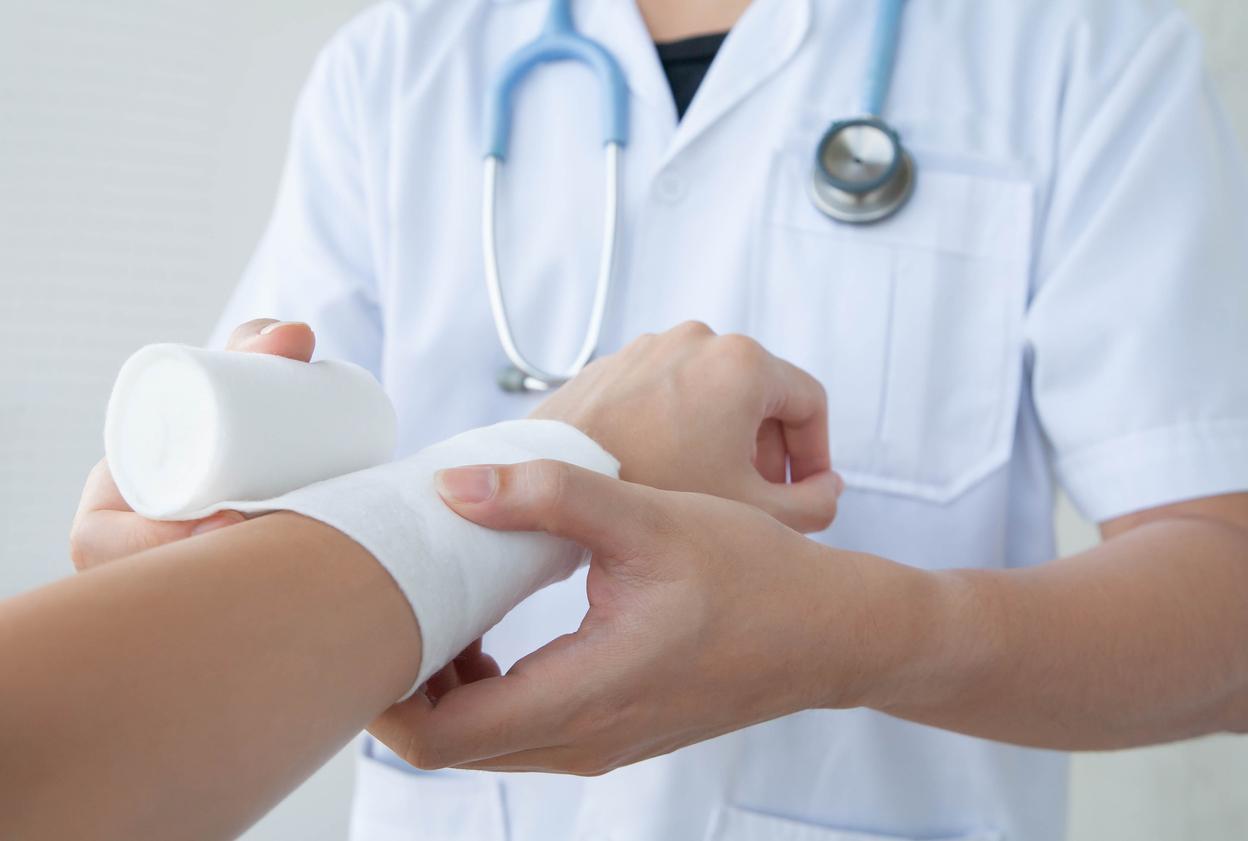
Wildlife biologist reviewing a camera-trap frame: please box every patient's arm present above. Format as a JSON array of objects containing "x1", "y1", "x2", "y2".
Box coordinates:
[{"x1": 0, "y1": 513, "x2": 419, "y2": 841}]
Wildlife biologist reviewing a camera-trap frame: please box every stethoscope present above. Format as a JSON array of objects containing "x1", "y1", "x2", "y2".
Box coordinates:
[{"x1": 483, "y1": 0, "x2": 913, "y2": 393}]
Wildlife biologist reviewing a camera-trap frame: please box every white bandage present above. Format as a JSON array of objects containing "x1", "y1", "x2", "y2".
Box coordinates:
[
  {"x1": 255, "y1": 419, "x2": 619, "y2": 696},
  {"x1": 106, "y1": 344, "x2": 397, "y2": 520},
  {"x1": 105, "y1": 345, "x2": 618, "y2": 698}
]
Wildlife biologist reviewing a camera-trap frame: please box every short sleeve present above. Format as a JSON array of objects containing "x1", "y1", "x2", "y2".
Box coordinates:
[
  {"x1": 1026, "y1": 9, "x2": 1248, "y2": 523},
  {"x1": 208, "y1": 10, "x2": 388, "y2": 375}
]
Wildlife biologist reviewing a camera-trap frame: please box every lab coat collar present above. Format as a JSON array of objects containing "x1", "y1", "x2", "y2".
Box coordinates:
[
  {"x1": 493, "y1": 0, "x2": 813, "y2": 164},
  {"x1": 664, "y1": 0, "x2": 812, "y2": 163}
]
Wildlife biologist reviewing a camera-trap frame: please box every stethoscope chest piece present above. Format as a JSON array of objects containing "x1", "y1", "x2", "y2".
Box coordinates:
[{"x1": 809, "y1": 117, "x2": 915, "y2": 225}]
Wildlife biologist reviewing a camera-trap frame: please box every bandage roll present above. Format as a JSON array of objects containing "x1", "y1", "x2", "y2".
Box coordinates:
[{"x1": 105, "y1": 344, "x2": 396, "y2": 520}]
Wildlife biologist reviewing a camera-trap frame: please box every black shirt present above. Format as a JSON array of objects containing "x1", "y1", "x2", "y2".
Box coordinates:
[{"x1": 654, "y1": 32, "x2": 729, "y2": 120}]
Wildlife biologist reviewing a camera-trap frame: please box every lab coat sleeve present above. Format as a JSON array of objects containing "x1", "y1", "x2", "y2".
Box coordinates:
[
  {"x1": 209, "y1": 9, "x2": 388, "y2": 375},
  {"x1": 1026, "y1": 9, "x2": 1248, "y2": 523}
]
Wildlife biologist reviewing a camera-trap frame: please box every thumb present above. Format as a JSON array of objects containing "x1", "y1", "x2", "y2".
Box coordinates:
[
  {"x1": 747, "y1": 469, "x2": 843, "y2": 534},
  {"x1": 435, "y1": 459, "x2": 657, "y2": 559},
  {"x1": 225, "y1": 318, "x2": 316, "y2": 361}
]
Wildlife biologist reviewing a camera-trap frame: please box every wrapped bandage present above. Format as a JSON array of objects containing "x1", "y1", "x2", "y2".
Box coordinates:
[
  {"x1": 106, "y1": 344, "x2": 396, "y2": 520},
  {"x1": 256, "y1": 420, "x2": 619, "y2": 696},
  {"x1": 105, "y1": 345, "x2": 618, "y2": 698}
]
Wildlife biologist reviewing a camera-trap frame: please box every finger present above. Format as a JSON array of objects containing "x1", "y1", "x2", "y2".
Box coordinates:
[
  {"x1": 423, "y1": 642, "x2": 501, "y2": 703},
  {"x1": 368, "y1": 693, "x2": 434, "y2": 763},
  {"x1": 754, "y1": 419, "x2": 788, "y2": 484},
  {"x1": 452, "y1": 745, "x2": 578, "y2": 773},
  {"x1": 434, "y1": 460, "x2": 663, "y2": 560},
  {"x1": 453, "y1": 641, "x2": 502, "y2": 685},
  {"x1": 761, "y1": 356, "x2": 831, "y2": 482},
  {"x1": 76, "y1": 459, "x2": 130, "y2": 515},
  {"x1": 384, "y1": 639, "x2": 586, "y2": 769},
  {"x1": 423, "y1": 662, "x2": 462, "y2": 704},
  {"x1": 70, "y1": 510, "x2": 245, "y2": 569},
  {"x1": 747, "y1": 469, "x2": 843, "y2": 534},
  {"x1": 224, "y1": 318, "x2": 315, "y2": 362}
]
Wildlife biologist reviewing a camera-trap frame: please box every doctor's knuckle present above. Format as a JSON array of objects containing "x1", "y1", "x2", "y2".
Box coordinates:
[
  {"x1": 715, "y1": 333, "x2": 766, "y2": 370},
  {"x1": 670, "y1": 319, "x2": 714, "y2": 340},
  {"x1": 806, "y1": 374, "x2": 829, "y2": 404}
]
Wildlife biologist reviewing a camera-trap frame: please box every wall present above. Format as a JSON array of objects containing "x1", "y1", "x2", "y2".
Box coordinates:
[{"x1": 0, "y1": 1, "x2": 1243, "y2": 839}]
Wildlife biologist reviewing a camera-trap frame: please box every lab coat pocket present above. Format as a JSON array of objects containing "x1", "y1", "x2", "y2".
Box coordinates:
[
  {"x1": 753, "y1": 147, "x2": 1033, "y2": 502},
  {"x1": 350, "y1": 742, "x2": 507, "y2": 841},
  {"x1": 708, "y1": 803, "x2": 1003, "y2": 841}
]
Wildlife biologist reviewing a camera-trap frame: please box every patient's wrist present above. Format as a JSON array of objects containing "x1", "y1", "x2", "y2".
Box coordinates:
[
  {"x1": 271, "y1": 511, "x2": 425, "y2": 701},
  {"x1": 250, "y1": 420, "x2": 619, "y2": 701}
]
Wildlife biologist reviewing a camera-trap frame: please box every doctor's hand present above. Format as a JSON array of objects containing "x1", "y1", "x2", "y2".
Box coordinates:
[
  {"x1": 370, "y1": 459, "x2": 894, "y2": 775},
  {"x1": 68, "y1": 319, "x2": 315, "y2": 570},
  {"x1": 531, "y1": 322, "x2": 842, "y2": 533}
]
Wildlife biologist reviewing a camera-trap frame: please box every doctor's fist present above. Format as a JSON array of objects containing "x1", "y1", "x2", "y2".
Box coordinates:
[
  {"x1": 531, "y1": 321, "x2": 842, "y2": 533},
  {"x1": 68, "y1": 319, "x2": 314, "y2": 570}
]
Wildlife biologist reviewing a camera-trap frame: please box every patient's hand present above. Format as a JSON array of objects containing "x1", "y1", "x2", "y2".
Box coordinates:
[
  {"x1": 531, "y1": 322, "x2": 842, "y2": 533},
  {"x1": 68, "y1": 319, "x2": 315, "y2": 570}
]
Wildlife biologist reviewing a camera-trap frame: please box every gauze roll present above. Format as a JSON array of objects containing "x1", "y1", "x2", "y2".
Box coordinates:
[
  {"x1": 105, "y1": 344, "x2": 396, "y2": 520},
  {"x1": 103, "y1": 345, "x2": 617, "y2": 698},
  {"x1": 249, "y1": 419, "x2": 620, "y2": 698}
]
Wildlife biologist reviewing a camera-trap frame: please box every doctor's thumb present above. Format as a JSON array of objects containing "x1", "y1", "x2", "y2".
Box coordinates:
[
  {"x1": 224, "y1": 318, "x2": 316, "y2": 362},
  {"x1": 435, "y1": 459, "x2": 655, "y2": 559}
]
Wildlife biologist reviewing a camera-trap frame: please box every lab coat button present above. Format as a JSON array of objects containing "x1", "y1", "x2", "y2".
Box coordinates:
[{"x1": 654, "y1": 171, "x2": 686, "y2": 203}]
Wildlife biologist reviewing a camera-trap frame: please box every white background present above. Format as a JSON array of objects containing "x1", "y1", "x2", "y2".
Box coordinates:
[{"x1": 0, "y1": 1, "x2": 1245, "y2": 839}]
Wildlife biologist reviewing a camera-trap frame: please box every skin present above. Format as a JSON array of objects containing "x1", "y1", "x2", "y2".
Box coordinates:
[
  {"x1": 368, "y1": 467, "x2": 1248, "y2": 776},
  {"x1": 361, "y1": 0, "x2": 1248, "y2": 774},
  {"x1": 637, "y1": 0, "x2": 752, "y2": 41},
  {"x1": 2, "y1": 513, "x2": 419, "y2": 841},
  {"x1": 27, "y1": 319, "x2": 839, "y2": 838},
  {"x1": 42, "y1": 0, "x2": 1248, "y2": 822}
]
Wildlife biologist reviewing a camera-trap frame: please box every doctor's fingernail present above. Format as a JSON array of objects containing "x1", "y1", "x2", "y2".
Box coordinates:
[
  {"x1": 259, "y1": 320, "x2": 306, "y2": 336},
  {"x1": 435, "y1": 467, "x2": 498, "y2": 504},
  {"x1": 832, "y1": 471, "x2": 845, "y2": 496}
]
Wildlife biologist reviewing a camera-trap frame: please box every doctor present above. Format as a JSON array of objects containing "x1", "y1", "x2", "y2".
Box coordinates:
[{"x1": 78, "y1": 0, "x2": 1248, "y2": 839}]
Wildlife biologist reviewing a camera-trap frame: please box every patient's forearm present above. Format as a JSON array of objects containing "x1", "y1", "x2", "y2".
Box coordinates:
[{"x1": 0, "y1": 513, "x2": 420, "y2": 841}]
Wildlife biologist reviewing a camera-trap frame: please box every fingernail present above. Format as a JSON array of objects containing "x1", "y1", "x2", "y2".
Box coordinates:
[
  {"x1": 435, "y1": 467, "x2": 498, "y2": 504},
  {"x1": 259, "y1": 320, "x2": 305, "y2": 336},
  {"x1": 832, "y1": 471, "x2": 846, "y2": 496},
  {"x1": 191, "y1": 511, "x2": 245, "y2": 536}
]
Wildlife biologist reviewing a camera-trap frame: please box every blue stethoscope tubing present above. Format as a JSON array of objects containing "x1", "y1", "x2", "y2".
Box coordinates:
[
  {"x1": 483, "y1": 0, "x2": 912, "y2": 393},
  {"x1": 482, "y1": 0, "x2": 628, "y2": 393},
  {"x1": 862, "y1": 0, "x2": 904, "y2": 117}
]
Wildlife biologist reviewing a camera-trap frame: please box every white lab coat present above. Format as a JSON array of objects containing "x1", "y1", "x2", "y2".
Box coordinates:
[{"x1": 212, "y1": 0, "x2": 1248, "y2": 838}]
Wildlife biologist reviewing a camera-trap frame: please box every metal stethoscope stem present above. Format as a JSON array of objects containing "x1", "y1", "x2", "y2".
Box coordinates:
[
  {"x1": 482, "y1": 143, "x2": 620, "y2": 393},
  {"x1": 481, "y1": 0, "x2": 913, "y2": 393},
  {"x1": 808, "y1": 0, "x2": 915, "y2": 225}
]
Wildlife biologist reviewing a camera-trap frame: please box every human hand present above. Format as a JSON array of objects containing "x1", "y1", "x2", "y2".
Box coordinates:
[
  {"x1": 369, "y1": 459, "x2": 921, "y2": 775},
  {"x1": 531, "y1": 321, "x2": 842, "y2": 533},
  {"x1": 68, "y1": 319, "x2": 315, "y2": 570}
]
